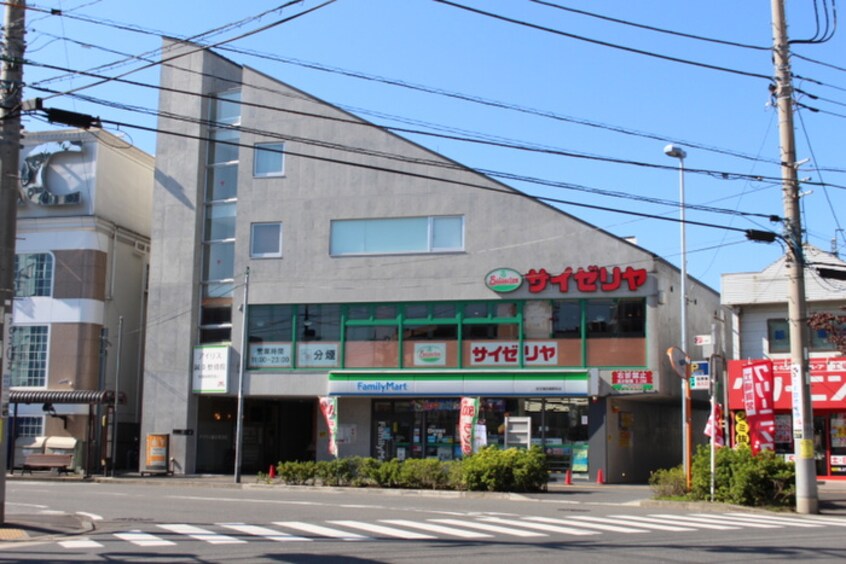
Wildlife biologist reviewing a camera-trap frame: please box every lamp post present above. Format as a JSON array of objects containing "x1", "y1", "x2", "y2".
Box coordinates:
[{"x1": 664, "y1": 143, "x2": 692, "y2": 487}]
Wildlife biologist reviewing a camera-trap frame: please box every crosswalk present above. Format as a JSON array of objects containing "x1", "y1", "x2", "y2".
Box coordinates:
[{"x1": 56, "y1": 511, "x2": 846, "y2": 550}]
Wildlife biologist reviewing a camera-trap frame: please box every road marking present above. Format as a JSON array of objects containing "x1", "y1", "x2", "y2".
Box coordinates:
[
  {"x1": 157, "y1": 523, "x2": 246, "y2": 544},
  {"x1": 531, "y1": 516, "x2": 650, "y2": 533},
  {"x1": 605, "y1": 515, "x2": 698, "y2": 531},
  {"x1": 76, "y1": 512, "x2": 103, "y2": 521},
  {"x1": 218, "y1": 523, "x2": 311, "y2": 542},
  {"x1": 724, "y1": 513, "x2": 827, "y2": 528},
  {"x1": 649, "y1": 514, "x2": 743, "y2": 530},
  {"x1": 431, "y1": 518, "x2": 546, "y2": 537},
  {"x1": 687, "y1": 514, "x2": 784, "y2": 529},
  {"x1": 381, "y1": 519, "x2": 493, "y2": 538},
  {"x1": 328, "y1": 520, "x2": 436, "y2": 540},
  {"x1": 58, "y1": 538, "x2": 102, "y2": 549},
  {"x1": 114, "y1": 530, "x2": 176, "y2": 547},
  {"x1": 273, "y1": 521, "x2": 369, "y2": 541},
  {"x1": 479, "y1": 516, "x2": 599, "y2": 536},
  {"x1": 802, "y1": 515, "x2": 846, "y2": 527}
]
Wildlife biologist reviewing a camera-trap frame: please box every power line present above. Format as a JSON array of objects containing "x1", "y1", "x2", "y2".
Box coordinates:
[
  {"x1": 433, "y1": 0, "x2": 772, "y2": 80},
  {"x1": 527, "y1": 0, "x2": 771, "y2": 51}
]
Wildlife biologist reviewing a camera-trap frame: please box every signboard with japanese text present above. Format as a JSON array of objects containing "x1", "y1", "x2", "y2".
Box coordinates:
[
  {"x1": 469, "y1": 341, "x2": 558, "y2": 366},
  {"x1": 297, "y1": 343, "x2": 340, "y2": 368},
  {"x1": 249, "y1": 343, "x2": 293, "y2": 369},
  {"x1": 611, "y1": 370, "x2": 654, "y2": 393},
  {"x1": 690, "y1": 360, "x2": 710, "y2": 391},
  {"x1": 740, "y1": 360, "x2": 775, "y2": 453},
  {"x1": 192, "y1": 345, "x2": 229, "y2": 394},
  {"x1": 728, "y1": 357, "x2": 846, "y2": 410}
]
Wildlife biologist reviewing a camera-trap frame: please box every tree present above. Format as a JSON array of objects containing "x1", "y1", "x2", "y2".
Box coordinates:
[{"x1": 808, "y1": 309, "x2": 846, "y2": 354}]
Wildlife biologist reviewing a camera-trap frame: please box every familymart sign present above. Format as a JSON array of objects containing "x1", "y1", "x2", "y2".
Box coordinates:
[{"x1": 328, "y1": 369, "x2": 596, "y2": 397}]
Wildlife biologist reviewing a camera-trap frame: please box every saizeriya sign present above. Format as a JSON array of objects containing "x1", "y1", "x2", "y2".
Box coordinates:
[{"x1": 486, "y1": 265, "x2": 648, "y2": 294}]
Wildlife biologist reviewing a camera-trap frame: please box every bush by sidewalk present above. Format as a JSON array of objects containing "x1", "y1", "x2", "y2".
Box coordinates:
[
  {"x1": 265, "y1": 446, "x2": 549, "y2": 492},
  {"x1": 648, "y1": 444, "x2": 796, "y2": 508}
]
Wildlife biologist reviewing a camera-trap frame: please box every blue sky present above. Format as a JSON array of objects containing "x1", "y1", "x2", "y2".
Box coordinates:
[{"x1": 19, "y1": 0, "x2": 846, "y2": 291}]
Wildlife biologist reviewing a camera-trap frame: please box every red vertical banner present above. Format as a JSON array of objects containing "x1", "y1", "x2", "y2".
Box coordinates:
[
  {"x1": 319, "y1": 396, "x2": 338, "y2": 457},
  {"x1": 459, "y1": 397, "x2": 480, "y2": 456},
  {"x1": 741, "y1": 360, "x2": 775, "y2": 454},
  {"x1": 704, "y1": 402, "x2": 725, "y2": 447}
]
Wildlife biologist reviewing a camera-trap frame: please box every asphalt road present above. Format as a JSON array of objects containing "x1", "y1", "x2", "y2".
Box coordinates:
[{"x1": 1, "y1": 479, "x2": 845, "y2": 563}]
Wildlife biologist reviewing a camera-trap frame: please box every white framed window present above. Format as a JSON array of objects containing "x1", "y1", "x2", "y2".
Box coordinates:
[
  {"x1": 10, "y1": 325, "x2": 49, "y2": 388},
  {"x1": 251, "y1": 222, "x2": 283, "y2": 258},
  {"x1": 15, "y1": 416, "x2": 44, "y2": 438},
  {"x1": 14, "y1": 253, "x2": 53, "y2": 297},
  {"x1": 254, "y1": 143, "x2": 285, "y2": 177},
  {"x1": 330, "y1": 215, "x2": 464, "y2": 256}
]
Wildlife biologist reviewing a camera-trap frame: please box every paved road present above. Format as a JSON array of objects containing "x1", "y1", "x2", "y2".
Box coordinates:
[{"x1": 1, "y1": 479, "x2": 845, "y2": 562}]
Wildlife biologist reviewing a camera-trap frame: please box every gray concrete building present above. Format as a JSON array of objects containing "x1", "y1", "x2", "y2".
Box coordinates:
[{"x1": 141, "y1": 39, "x2": 720, "y2": 483}]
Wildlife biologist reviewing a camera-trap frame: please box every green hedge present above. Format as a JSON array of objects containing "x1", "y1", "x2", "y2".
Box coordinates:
[
  {"x1": 649, "y1": 444, "x2": 796, "y2": 508},
  {"x1": 268, "y1": 446, "x2": 548, "y2": 492}
]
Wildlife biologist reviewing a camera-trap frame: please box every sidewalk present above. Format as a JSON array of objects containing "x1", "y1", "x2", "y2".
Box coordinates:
[{"x1": 2, "y1": 473, "x2": 845, "y2": 542}]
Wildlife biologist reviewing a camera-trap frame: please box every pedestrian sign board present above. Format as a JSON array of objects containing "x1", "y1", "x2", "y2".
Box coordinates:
[{"x1": 690, "y1": 360, "x2": 710, "y2": 391}]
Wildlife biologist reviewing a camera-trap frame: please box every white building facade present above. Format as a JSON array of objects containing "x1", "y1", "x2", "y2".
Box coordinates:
[
  {"x1": 722, "y1": 245, "x2": 846, "y2": 479},
  {"x1": 141, "y1": 40, "x2": 720, "y2": 483},
  {"x1": 8, "y1": 129, "x2": 153, "y2": 473}
]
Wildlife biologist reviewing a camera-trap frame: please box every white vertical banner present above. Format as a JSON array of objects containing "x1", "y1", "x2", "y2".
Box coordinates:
[
  {"x1": 319, "y1": 396, "x2": 339, "y2": 457},
  {"x1": 459, "y1": 397, "x2": 480, "y2": 456}
]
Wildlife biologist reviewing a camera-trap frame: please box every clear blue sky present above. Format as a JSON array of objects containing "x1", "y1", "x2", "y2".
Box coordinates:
[{"x1": 18, "y1": 0, "x2": 846, "y2": 291}]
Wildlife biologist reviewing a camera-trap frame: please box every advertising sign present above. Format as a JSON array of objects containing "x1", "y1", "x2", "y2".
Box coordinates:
[
  {"x1": 297, "y1": 343, "x2": 339, "y2": 368},
  {"x1": 740, "y1": 360, "x2": 775, "y2": 453},
  {"x1": 192, "y1": 345, "x2": 229, "y2": 394},
  {"x1": 611, "y1": 370, "x2": 654, "y2": 393},
  {"x1": 249, "y1": 342, "x2": 293, "y2": 368},
  {"x1": 413, "y1": 343, "x2": 447, "y2": 366},
  {"x1": 459, "y1": 397, "x2": 480, "y2": 456},
  {"x1": 469, "y1": 341, "x2": 558, "y2": 366},
  {"x1": 319, "y1": 396, "x2": 338, "y2": 457},
  {"x1": 728, "y1": 357, "x2": 846, "y2": 410}
]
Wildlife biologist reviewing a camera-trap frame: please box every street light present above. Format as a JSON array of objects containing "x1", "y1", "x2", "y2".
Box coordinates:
[{"x1": 664, "y1": 143, "x2": 692, "y2": 487}]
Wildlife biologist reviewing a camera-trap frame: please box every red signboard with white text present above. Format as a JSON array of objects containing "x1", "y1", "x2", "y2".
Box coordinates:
[
  {"x1": 728, "y1": 357, "x2": 846, "y2": 410},
  {"x1": 740, "y1": 360, "x2": 775, "y2": 454}
]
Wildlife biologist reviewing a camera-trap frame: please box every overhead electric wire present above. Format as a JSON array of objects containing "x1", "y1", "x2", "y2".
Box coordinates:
[
  {"x1": 527, "y1": 0, "x2": 771, "y2": 51},
  {"x1": 37, "y1": 0, "x2": 338, "y2": 102},
  {"x1": 432, "y1": 0, "x2": 772, "y2": 81},
  {"x1": 26, "y1": 59, "x2": 846, "y2": 194}
]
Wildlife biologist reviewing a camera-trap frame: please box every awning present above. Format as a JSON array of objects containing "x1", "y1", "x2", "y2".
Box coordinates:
[{"x1": 10, "y1": 389, "x2": 126, "y2": 405}]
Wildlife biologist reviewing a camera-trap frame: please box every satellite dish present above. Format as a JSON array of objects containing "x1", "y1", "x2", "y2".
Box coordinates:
[{"x1": 666, "y1": 346, "x2": 689, "y2": 379}]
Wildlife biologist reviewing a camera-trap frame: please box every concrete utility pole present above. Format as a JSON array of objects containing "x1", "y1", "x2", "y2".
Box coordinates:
[
  {"x1": 770, "y1": 0, "x2": 819, "y2": 514},
  {"x1": 0, "y1": 0, "x2": 26, "y2": 524}
]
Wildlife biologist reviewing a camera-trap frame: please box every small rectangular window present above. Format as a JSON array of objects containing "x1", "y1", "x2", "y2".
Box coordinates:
[
  {"x1": 250, "y1": 223, "x2": 282, "y2": 258},
  {"x1": 14, "y1": 253, "x2": 53, "y2": 297},
  {"x1": 767, "y1": 319, "x2": 790, "y2": 353},
  {"x1": 10, "y1": 325, "x2": 49, "y2": 387},
  {"x1": 14, "y1": 416, "x2": 44, "y2": 438},
  {"x1": 254, "y1": 143, "x2": 285, "y2": 177}
]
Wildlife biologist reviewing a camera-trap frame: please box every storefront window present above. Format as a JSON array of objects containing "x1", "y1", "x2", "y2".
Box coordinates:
[
  {"x1": 344, "y1": 325, "x2": 399, "y2": 368},
  {"x1": 586, "y1": 298, "x2": 645, "y2": 366}
]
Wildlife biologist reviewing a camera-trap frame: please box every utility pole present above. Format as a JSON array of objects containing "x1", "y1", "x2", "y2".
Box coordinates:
[
  {"x1": 0, "y1": 0, "x2": 26, "y2": 525},
  {"x1": 771, "y1": 0, "x2": 819, "y2": 514}
]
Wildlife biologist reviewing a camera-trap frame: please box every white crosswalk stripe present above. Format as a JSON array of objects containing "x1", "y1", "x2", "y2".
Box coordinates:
[
  {"x1": 687, "y1": 514, "x2": 786, "y2": 529},
  {"x1": 604, "y1": 515, "x2": 698, "y2": 531},
  {"x1": 649, "y1": 514, "x2": 744, "y2": 530},
  {"x1": 328, "y1": 520, "x2": 436, "y2": 540},
  {"x1": 157, "y1": 523, "x2": 246, "y2": 544},
  {"x1": 539, "y1": 515, "x2": 651, "y2": 533},
  {"x1": 479, "y1": 516, "x2": 599, "y2": 536},
  {"x1": 802, "y1": 515, "x2": 846, "y2": 527},
  {"x1": 724, "y1": 513, "x2": 827, "y2": 528},
  {"x1": 430, "y1": 518, "x2": 546, "y2": 537},
  {"x1": 58, "y1": 538, "x2": 103, "y2": 549},
  {"x1": 218, "y1": 523, "x2": 312, "y2": 542},
  {"x1": 273, "y1": 521, "x2": 369, "y2": 541},
  {"x1": 114, "y1": 530, "x2": 176, "y2": 547},
  {"x1": 381, "y1": 519, "x2": 493, "y2": 538}
]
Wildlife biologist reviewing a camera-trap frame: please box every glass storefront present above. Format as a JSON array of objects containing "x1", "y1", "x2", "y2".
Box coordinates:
[
  {"x1": 770, "y1": 411, "x2": 846, "y2": 477},
  {"x1": 370, "y1": 397, "x2": 589, "y2": 473}
]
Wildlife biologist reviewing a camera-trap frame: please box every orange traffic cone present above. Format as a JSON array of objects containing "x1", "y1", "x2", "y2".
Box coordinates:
[
  {"x1": 565, "y1": 468, "x2": 573, "y2": 485},
  {"x1": 596, "y1": 468, "x2": 604, "y2": 485},
  {"x1": 268, "y1": 464, "x2": 276, "y2": 479}
]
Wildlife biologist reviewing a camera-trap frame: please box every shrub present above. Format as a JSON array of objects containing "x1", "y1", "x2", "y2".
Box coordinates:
[
  {"x1": 398, "y1": 458, "x2": 451, "y2": 489},
  {"x1": 688, "y1": 444, "x2": 795, "y2": 508},
  {"x1": 648, "y1": 466, "x2": 687, "y2": 498},
  {"x1": 276, "y1": 460, "x2": 318, "y2": 485},
  {"x1": 454, "y1": 446, "x2": 547, "y2": 492}
]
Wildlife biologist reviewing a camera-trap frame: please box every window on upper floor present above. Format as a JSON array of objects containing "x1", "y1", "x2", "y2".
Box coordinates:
[
  {"x1": 14, "y1": 415, "x2": 44, "y2": 438},
  {"x1": 10, "y1": 325, "x2": 49, "y2": 387},
  {"x1": 768, "y1": 318, "x2": 838, "y2": 353},
  {"x1": 329, "y1": 216, "x2": 464, "y2": 256},
  {"x1": 254, "y1": 143, "x2": 285, "y2": 177},
  {"x1": 14, "y1": 253, "x2": 53, "y2": 297},
  {"x1": 250, "y1": 222, "x2": 283, "y2": 258}
]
